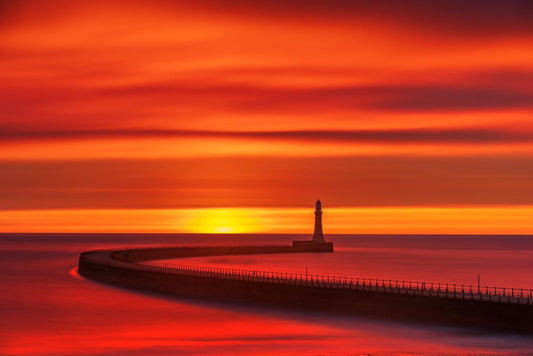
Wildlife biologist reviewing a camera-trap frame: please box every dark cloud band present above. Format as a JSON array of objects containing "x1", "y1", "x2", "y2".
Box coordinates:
[{"x1": 0, "y1": 127, "x2": 531, "y2": 144}]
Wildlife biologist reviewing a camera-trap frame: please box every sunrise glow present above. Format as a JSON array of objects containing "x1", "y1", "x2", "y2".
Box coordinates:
[
  {"x1": 2, "y1": 206, "x2": 533, "y2": 234},
  {"x1": 1, "y1": 0, "x2": 532, "y2": 233}
]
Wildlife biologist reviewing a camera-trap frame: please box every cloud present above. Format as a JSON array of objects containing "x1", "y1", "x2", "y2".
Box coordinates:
[
  {"x1": 89, "y1": 81, "x2": 533, "y2": 112},
  {"x1": 372, "y1": 86, "x2": 533, "y2": 111},
  {"x1": 0, "y1": 127, "x2": 531, "y2": 144},
  {"x1": 167, "y1": 0, "x2": 533, "y2": 37},
  {"x1": 2, "y1": 0, "x2": 532, "y2": 39},
  {"x1": 2, "y1": 81, "x2": 531, "y2": 131},
  {"x1": 2, "y1": 156, "x2": 533, "y2": 210}
]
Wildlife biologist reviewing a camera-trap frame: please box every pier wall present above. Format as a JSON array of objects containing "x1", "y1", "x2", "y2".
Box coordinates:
[
  {"x1": 109, "y1": 244, "x2": 332, "y2": 262},
  {"x1": 78, "y1": 245, "x2": 533, "y2": 334}
]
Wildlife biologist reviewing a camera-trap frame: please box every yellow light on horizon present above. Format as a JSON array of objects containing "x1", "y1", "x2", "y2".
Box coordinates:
[
  {"x1": 183, "y1": 208, "x2": 263, "y2": 233},
  {"x1": 0, "y1": 206, "x2": 532, "y2": 234}
]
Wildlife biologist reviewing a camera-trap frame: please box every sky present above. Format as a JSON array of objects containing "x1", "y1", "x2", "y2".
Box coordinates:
[{"x1": 1, "y1": 0, "x2": 532, "y2": 233}]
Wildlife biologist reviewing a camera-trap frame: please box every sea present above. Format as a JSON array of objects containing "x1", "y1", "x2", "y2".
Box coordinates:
[{"x1": 1, "y1": 233, "x2": 532, "y2": 355}]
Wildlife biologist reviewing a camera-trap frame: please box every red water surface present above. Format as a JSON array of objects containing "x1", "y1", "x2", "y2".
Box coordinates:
[{"x1": 1, "y1": 233, "x2": 532, "y2": 355}]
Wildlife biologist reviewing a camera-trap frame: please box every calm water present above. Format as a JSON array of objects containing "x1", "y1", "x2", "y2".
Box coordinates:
[{"x1": 1, "y1": 233, "x2": 533, "y2": 355}]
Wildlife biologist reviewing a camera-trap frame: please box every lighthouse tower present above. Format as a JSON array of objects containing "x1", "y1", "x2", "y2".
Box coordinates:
[
  {"x1": 313, "y1": 200, "x2": 325, "y2": 242},
  {"x1": 292, "y1": 200, "x2": 333, "y2": 251}
]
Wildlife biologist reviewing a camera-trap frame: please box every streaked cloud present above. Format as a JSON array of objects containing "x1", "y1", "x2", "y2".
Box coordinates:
[
  {"x1": 2, "y1": 157, "x2": 532, "y2": 210},
  {"x1": 1, "y1": 127, "x2": 533, "y2": 144},
  {"x1": 0, "y1": 0, "x2": 532, "y2": 232}
]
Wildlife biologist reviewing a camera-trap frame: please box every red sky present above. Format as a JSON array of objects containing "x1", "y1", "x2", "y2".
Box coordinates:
[{"x1": 1, "y1": 0, "x2": 532, "y2": 233}]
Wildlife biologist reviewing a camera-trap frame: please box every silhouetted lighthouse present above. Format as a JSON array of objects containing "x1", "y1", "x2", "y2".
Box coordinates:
[
  {"x1": 313, "y1": 200, "x2": 325, "y2": 242},
  {"x1": 292, "y1": 200, "x2": 333, "y2": 251}
]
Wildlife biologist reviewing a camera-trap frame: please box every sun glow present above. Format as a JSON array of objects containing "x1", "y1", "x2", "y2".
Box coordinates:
[
  {"x1": 1, "y1": 207, "x2": 532, "y2": 234},
  {"x1": 183, "y1": 208, "x2": 263, "y2": 233}
]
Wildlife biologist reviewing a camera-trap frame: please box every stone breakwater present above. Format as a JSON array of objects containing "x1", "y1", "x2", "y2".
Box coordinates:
[{"x1": 78, "y1": 244, "x2": 533, "y2": 334}]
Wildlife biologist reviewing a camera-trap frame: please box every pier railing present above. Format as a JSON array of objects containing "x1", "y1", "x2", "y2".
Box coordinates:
[{"x1": 119, "y1": 259, "x2": 532, "y2": 305}]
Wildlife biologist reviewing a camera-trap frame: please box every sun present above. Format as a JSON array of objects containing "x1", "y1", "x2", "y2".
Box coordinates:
[{"x1": 184, "y1": 208, "x2": 263, "y2": 233}]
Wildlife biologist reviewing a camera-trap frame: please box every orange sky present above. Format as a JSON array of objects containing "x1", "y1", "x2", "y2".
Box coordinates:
[{"x1": 1, "y1": 0, "x2": 532, "y2": 233}]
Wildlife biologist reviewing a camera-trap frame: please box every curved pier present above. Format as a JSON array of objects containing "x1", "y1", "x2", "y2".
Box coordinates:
[{"x1": 78, "y1": 244, "x2": 533, "y2": 334}]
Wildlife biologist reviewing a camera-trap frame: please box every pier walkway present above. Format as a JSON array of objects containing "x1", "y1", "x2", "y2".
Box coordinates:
[
  {"x1": 81, "y1": 246, "x2": 532, "y2": 305},
  {"x1": 79, "y1": 245, "x2": 533, "y2": 334},
  {"x1": 143, "y1": 261, "x2": 533, "y2": 305}
]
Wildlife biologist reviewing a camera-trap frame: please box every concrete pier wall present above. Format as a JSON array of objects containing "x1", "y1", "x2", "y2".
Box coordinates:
[
  {"x1": 108, "y1": 244, "x2": 333, "y2": 263},
  {"x1": 78, "y1": 245, "x2": 533, "y2": 334}
]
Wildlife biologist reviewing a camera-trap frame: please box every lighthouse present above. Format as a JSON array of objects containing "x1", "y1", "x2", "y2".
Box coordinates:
[
  {"x1": 291, "y1": 200, "x2": 333, "y2": 252},
  {"x1": 313, "y1": 200, "x2": 325, "y2": 242}
]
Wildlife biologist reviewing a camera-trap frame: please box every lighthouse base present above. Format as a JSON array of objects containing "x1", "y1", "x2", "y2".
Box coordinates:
[{"x1": 292, "y1": 240, "x2": 334, "y2": 252}]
